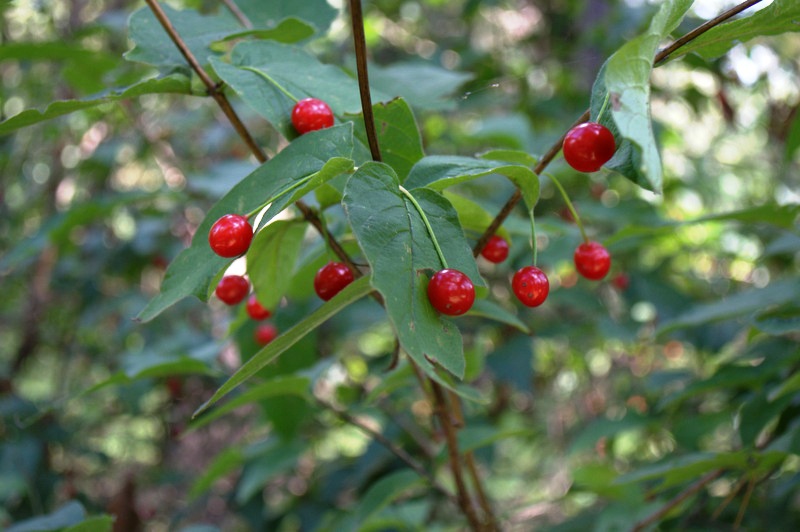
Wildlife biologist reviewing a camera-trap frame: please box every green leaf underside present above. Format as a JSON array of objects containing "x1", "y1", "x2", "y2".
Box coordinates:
[
  {"x1": 246, "y1": 220, "x2": 307, "y2": 311},
  {"x1": 0, "y1": 74, "x2": 192, "y2": 136},
  {"x1": 468, "y1": 300, "x2": 530, "y2": 334},
  {"x1": 193, "y1": 276, "x2": 373, "y2": 417},
  {"x1": 404, "y1": 155, "x2": 540, "y2": 210},
  {"x1": 344, "y1": 162, "x2": 482, "y2": 379},
  {"x1": 211, "y1": 41, "x2": 390, "y2": 138},
  {"x1": 592, "y1": 0, "x2": 693, "y2": 193},
  {"x1": 351, "y1": 98, "x2": 425, "y2": 182},
  {"x1": 188, "y1": 375, "x2": 311, "y2": 433},
  {"x1": 356, "y1": 470, "x2": 425, "y2": 524},
  {"x1": 367, "y1": 61, "x2": 474, "y2": 110},
  {"x1": 136, "y1": 124, "x2": 354, "y2": 323},
  {"x1": 671, "y1": 1, "x2": 800, "y2": 60}
]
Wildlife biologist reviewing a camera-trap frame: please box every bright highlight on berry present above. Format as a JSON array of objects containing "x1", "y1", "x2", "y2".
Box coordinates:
[
  {"x1": 314, "y1": 261, "x2": 354, "y2": 301},
  {"x1": 512, "y1": 266, "x2": 549, "y2": 307},
  {"x1": 480, "y1": 235, "x2": 510, "y2": 263},
  {"x1": 215, "y1": 275, "x2": 250, "y2": 305},
  {"x1": 208, "y1": 214, "x2": 253, "y2": 258},
  {"x1": 427, "y1": 269, "x2": 475, "y2": 316},
  {"x1": 574, "y1": 241, "x2": 611, "y2": 280},
  {"x1": 562, "y1": 122, "x2": 616, "y2": 173},
  {"x1": 291, "y1": 98, "x2": 334, "y2": 134}
]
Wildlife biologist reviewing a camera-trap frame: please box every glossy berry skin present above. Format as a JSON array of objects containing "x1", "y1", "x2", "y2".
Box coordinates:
[
  {"x1": 427, "y1": 269, "x2": 475, "y2": 316},
  {"x1": 215, "y1": 275, "x2": 250, "y2": 305},
  {"x1": 574, "y1": 241, "x2": 611, "y2": 280},
  {"x1": 512, "y1": 266, "x2": 549, "y2": 307},
  {"x1": 246, "y1": 295, "x2": 272, "y2": 320},
  {"x1": 480, "y1": 235, "x2": 510, "y2": 263},
  {"x1": 208, "y1": 214, "x2": 253, "y2": 258},
  {"x1": 254, "y1": 323, "x2": 278, "y2": 346},
  {"x1": 291, "y1": 98, "x2": 334, "y2": 134},
  {"x1": 314, "y1": 261, "x2": 354, "y2": 301},
  {"x1": 563, "y1": 122, "x2": 616, "y2": 173}
]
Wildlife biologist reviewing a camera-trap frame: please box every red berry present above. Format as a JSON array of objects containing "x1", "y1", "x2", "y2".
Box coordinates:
[
  {"x1": 215, "y1": 275, "x2": 250, "y2": 305},
  {"x1": 562, "y1": 122, "x2": 616, "y2": 173},
  {"x1": 255, "y1": 323, "x2": 278, "y2": 346},
  {"x1": 427, "y1": 269, "x2": 475, "y2": 316},
  {"x1": 511, "y1": 266, "x2": 549, "y2": 307},
  {"x1": 314, "y1": 261, "x2": 354, "y2": 301},
  {"x1": 574, "y1": 241, "x2": 611, "y2": 280},
  {"x1": 612, "y1": 273, "x2": 630, "y2": 291},
  {"x1": 480, "y1": 235, "x2": 510, "y2": 263},
  {"x1": 208, "y1": 214, "x2": 253, "y2": 258},
  {"x1": 246, "y1": 294, "x2": 272, "y2": 320},
  {"x1": 291, "y1": 98, "x2": 334, "y2": 134}
]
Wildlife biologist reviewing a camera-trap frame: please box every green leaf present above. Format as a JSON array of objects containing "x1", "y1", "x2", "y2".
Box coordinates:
[
  {"x1": 739, "y1": 391, "x2": 793, "y2": 447},
  {"x1": 0, "y1": 74, "x2": 192, "y2": 135},
  {"x1": 468, "y1": 300, "x2": 530, "y2": 334},
  {"x1": 592, "y1": 0, "x2": 693, "y2": 192},
  {"x1": 246, "y1": 220, "x2": 307, "y2": 311},
  {"x1": 188, "y1": 448, "x2": 244, "y2": 500},
  {"x1": 234, "y1": 0, "x2": 338, "y2": 35},
  {"x1": 235, "y1": 440, "x2": 306, "y2": 504},
  {"x1": 193, "y1": 276, "x2": 373, "y2": 417},
  {"x1": 63, "y1": 516, "x2": 114, "y2": 532},
  {"x1": 442, "y1": 192, "x2": 511, "y2": 241},
  {"x1": 367, "y1": 61, "x2": 473, "y2": 110},
  {"x1": 211, "y1": 41, "x2": 388, "y2": 138},
  {"x1": 670, "y1": 1, "x2": 800, "y2": 60},
  {"x1": 125, "y1": 5, "x2": 240, "y2": 70},
  {"x1": 752, "y1": 303, "x2": 800, "y2": 336},
  {"x1": 351, "y1": 98, "x2": 425, "y2": 181},
  {"x1": 343, "y1": 162, "x2": 483, "y2": 379},
  {"x1": 657, "y1": 279, "x2": 800, "y2": 335},
  {"x1": 259, "y1": 157, "x2": 354, "y2": 225},
  {"x1": 136, "y1": 124, "x2": 354, "y2": 323},
  {"x1": 188, "y1": 376, "x2": 311, "y2": 433},
  {"x1": 356, "y1": 470, "x2": 424, "y2": 524},
  {"x1": 404, "y1": 155, "x2": 540, "y2": 210},
  {"x1": 7, "y1": 501, "x2": 90, "y2": 532}
]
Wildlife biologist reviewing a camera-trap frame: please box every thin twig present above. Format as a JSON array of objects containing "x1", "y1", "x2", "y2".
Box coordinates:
[
  {"x1": 143, "y1": 0, "x2": 361, "y2": 276},
  {"x1": 632, "y1": 469, "x2": 724, "y2": 531},
  {"x1": 220, "y1": 0, "x2": 252, "y2": 29},
  {"x1": 348, "y1": 0, "x2": 382, "y2": 161},
  {"x1": 734, "y1": 476, "x2": 755, "y2": 529},
  {"x1": 315, "y1": 397, "x2": 458, "y2": 507},
  {"x1": 473, "y1": 0, "x2": 765, "y2": 256},
  {"x1": 430, "y1": 380, "x2": 485, "y2": 531},
  {"x1": 465, "y1": 451, "x2": 501, "y2": 531}
]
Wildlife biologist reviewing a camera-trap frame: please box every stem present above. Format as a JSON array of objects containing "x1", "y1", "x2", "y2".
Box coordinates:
[
  {"x1": 595, "y1": 92, "x2": 610, "y2": 123},
  {"x1": 632, "y1": 469, "x2": 724, "y2": 531},
  {"x1": 399, "y1": 185, "x2": 449, "y2": 269},
  {"x1": 465, "y1": 451, "x2": 500, "y2": 531},
  {"x1": 220, "y1": 0, "x2": 252, "y2": 28},
  {"x1": 349, "y1": 0, "x2": 382, "y2": 162},
  {"x1": 474, "y1": 0, "x2": 766, "y2": 257},
  {"x1": 430, "y1": 380, "x2": 485, "y2": 531},
  {"x1": 243, "y1": 174, "x2": 314, "y2": 220},
  {"x1": 241, "y1": 67, "x2": 299, "y2": 103},
  {"x1": 548, "y1": 173, "x2": 588, "y2": 243},
  {"x1": 529, "y1": 209, "x2": 538, "y2": 265},
  {"x1": 143, "y1": 0, "x2": 361, "y2": 277},
  {"x1": 315, "y1": 396, "x2": 458, "y2": 507}
]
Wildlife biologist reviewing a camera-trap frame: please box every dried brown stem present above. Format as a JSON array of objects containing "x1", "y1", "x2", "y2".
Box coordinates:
[
  {"x1": 465, "y1": 451, "x2": 500, "y2": 531},
  {"x1": 474, "y1": 0, "x2": 766, "y2": 256},
  {"x1": 220, "y1": 0, "x2": 252, "y2": 29},
  {"x1": 348, "y1": 0, "x2": 382, "y2": 161}
]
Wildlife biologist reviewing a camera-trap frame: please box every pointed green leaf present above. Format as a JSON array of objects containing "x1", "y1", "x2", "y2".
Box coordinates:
[
  {"x1": 343, "y1": 163, "x2": 484, "y2": 379},
  {"x1": 404, "y1": 155, "x2": 539, "y2": 210},
  {"x1": 356, "y1": 470, "x2": 424, "y2": 524},
  {"x1": 0, "y1": 74, "x2": 191, "y2": 135},
  {"x1": 234, "y1": 0, "x2": 338, "y2": 35},
  {"x1": 367, "y1": 61, "x2": 473, "y2": 110},
  {"x1": 670, "y1": 1, "x2": 800, "y2": 60},
  {"x1": 210, "y1": 41, "x2": 389, "y2": 138},
  {"x1": 468, "y1": 299, "x2": 530, "y2": 334},
  {"x1": 136, "y1": 124, "x2": 354, "y2": 323},
  {"x1": 193, "y1": 276, "x2": 373, "y2": 417},
  {"x1": 246, "y1": 220, "x2": 307, "y2": 311},
  {"x1": 351, "y1": 98, "x2": 425, "y2": 181},
  {"x1": 592, "y1": 0, "x2": 693, "y2": 192},
  {"x1": 442, "y1": 192, "x2": 511, "y2": 242},
  {"x1": 188, "y1": 448, "x2": 244, "y2": 500}
]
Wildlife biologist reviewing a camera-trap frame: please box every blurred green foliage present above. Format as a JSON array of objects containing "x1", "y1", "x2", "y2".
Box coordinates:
[{"x1": 1, "y1": 0, "x2": 799, "y2": 530}]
